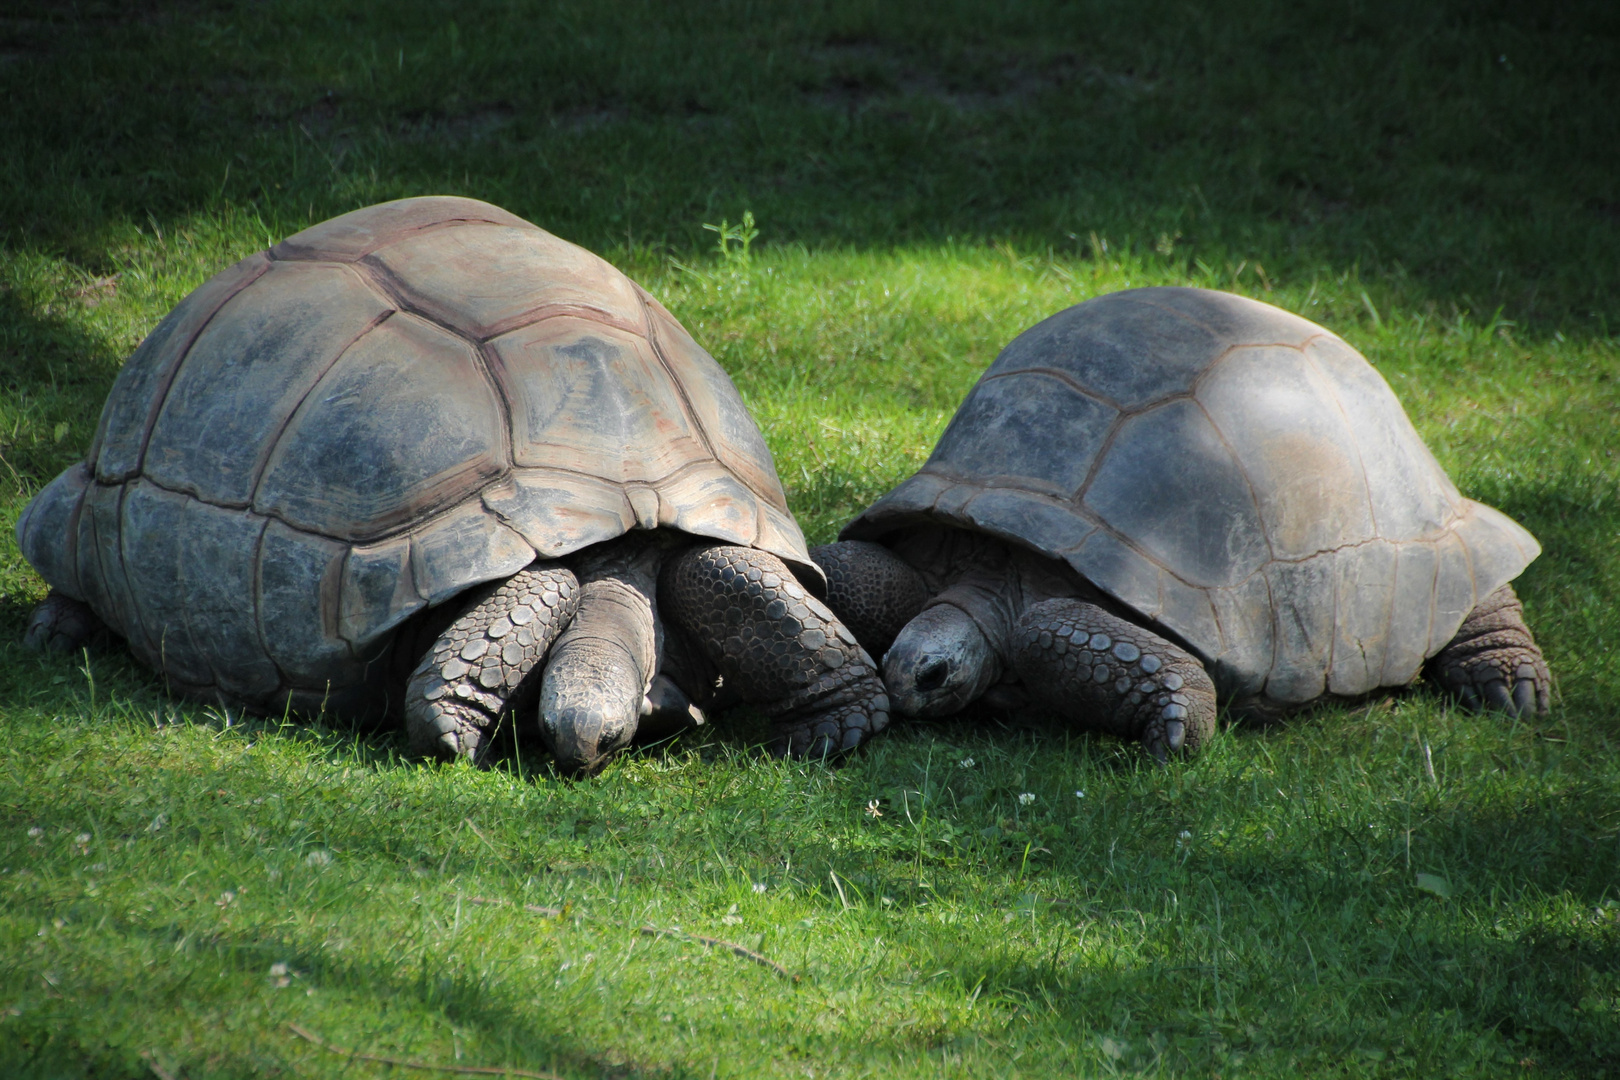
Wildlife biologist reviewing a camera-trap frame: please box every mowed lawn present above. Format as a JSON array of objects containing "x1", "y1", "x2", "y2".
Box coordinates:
[{"x1": 1, "y1": 1, "x2": 1618, "y2": 1077}]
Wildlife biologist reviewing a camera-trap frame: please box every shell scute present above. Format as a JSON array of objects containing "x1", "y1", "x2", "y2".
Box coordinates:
[
  {"x1": 1382, "y1": 542, "x2": 1439, "y2": 685},
  {"x1": 480, "y1": 471, "x2": 634, "y2": 558},
  {"x1": 77, "y1": 481, "x2": 143, "y2": 657},
  {"x1": 1263, "y1": 554, "x2": 1335, "y2": 704},
  {"x1": 144, "y1": 261, "x2": 391, "y2": 507},
  {"x1": 408, "y1": 499, "x2": 536, "y2": 607},
  {"x1": 256, "y1": 520, "x2": 350, "y2": 688},
  {"x1": 1326, "y1": 539, "x2": 1400, "y2": 696},
  {"x1": 95, "y1": 253, "x2": 272, "y2": 482},
  {"x1": 366, "y1": 222, "x2": 643, "y2": 340},
  {"x1": 928, "y1": 372, "x2": 1114, "y2": 497},
  {"x1": 1082, "y1": 399, "x2": 1270, "y2": 589},
  {"x1": 271, "y1": 196, "x2": 537, "y2": 263},
  {"x1": 644, "y1": 303, "x2": 791, "y2": 512},
  {"x1": 1197, "y1": 345, "x2": 1374, "y2": 559},
  {"x1": 255, "y1": 311, "x2": 507, "y2": 540},
  {"x1": 489, "y1": 316, "x2": 706, "y2": 482},
  {"x1": 990, "y1": 288, "x2": 1229, "y2": 409},
  {"x1": 118, "y1": 480, "x2": 208, "y2": 685},
  {"x1": 173, "y1": 496, "x2": 281, "y2": 699},
  {"x1": 339, "y1": 534, "x2": 422, "y2": 649}
]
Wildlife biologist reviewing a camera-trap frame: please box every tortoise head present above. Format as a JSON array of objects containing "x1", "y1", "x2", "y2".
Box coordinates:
[{"x1": 883, "y1": 603, "x2": 1002, "y2": 717}]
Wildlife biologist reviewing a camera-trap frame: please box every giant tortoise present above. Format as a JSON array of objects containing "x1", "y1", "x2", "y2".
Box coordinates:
[
  {"x1": 18, "y1": 197, "x2": 888, "y2": 773},
  {"x1": 811, "y1": 286, "x2": 1549, "y2": 758}
]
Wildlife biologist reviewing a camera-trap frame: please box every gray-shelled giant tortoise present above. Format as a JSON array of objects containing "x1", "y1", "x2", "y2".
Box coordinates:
[
  {"x1": 17, "y1": 196, "x2": 888, "y2": 773},
  {"x1": 812, "y1": 286, "x2": 1548, "y2": 759}
]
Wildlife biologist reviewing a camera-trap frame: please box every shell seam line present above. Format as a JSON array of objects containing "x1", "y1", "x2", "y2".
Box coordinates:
[
  {"x1": 126, "y1": 253, "x2": 273, "y2": 481},
  {"x1": 272, "y1": 215, "x2": 537, "y2": 263},
  {"x1": 242, "y1": 288, "x2": 396, "y2": 512},
  {"x1": 249, "y1": 515, "x2": 296, "y2": 692},
  {"x1": 1300, "y1": 341, "x2": 1383, "y2": 536},
  {"x1": 109, "y1": 482, "x2": 157, "y2": 660},
  {"x1": 1192, "y1": 395, "x2": 1278, "y2": 565},
  {"x1": 634, "y1": 288, "x2": 722, "y2": 461},
  {"x1": 979, "y1": 367, "x2": 1125, "y2": 412}
]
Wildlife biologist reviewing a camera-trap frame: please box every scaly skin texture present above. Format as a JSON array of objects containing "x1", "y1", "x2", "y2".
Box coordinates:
[
  {"x1": 404, "y1": 564, "x2": 580, "y2": 759},
  {"x1": 1012, "y1": 599, "x2": 1217, "y2": 761},
  {"x1": 540, "y1": 562, "x2": 660, "y2": 775},
  {"x1": 23, "y1": 592, "x2": 105, "y2": 652},
  {"x1": 661, "y1": 545, "x2": 890, "y2": 757},
  {"x1": 1427, "y1": 584, "x2": 1551, "y2": 716},
  {"x1": 811, "y1": 540, "x2": 930, "y2": 659}
]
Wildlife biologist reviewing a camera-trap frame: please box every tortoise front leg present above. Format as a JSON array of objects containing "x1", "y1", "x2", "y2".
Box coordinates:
[
  {"x1": 1010, "y1": 599, "x2": 1217, "y2": 761},
  {"x1": 404, "y1": 563, "x2": 580, "y2": 759},
  {"x1": 1427, "y1": 584, "x2": 1550, "y2": 717},
  {"x1": 661, "y1": 545, "x2": 890, "y2": 758},
  {"x1": 809, "y1": 540, "x2": 930, "y2": 658}
]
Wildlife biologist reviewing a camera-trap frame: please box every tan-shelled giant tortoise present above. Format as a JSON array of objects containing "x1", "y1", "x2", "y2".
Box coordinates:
[
  {"x1": 17, "y1": 197, "x2": 888, "y2": 773},
  {"x1": 811, "y1": 287, "x2": 1549, "y2": 759}
]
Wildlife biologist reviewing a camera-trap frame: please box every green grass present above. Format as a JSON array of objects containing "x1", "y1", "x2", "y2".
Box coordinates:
[{"x1": 2, "y1": 1, "x2": 1618, "y2": 1076}]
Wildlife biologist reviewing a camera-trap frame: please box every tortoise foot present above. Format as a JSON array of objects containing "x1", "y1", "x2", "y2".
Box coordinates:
[
  {"x1": 1011, "y1": 599, "x2": 1216, "y2": 762},
  {"x1": 405, "y1": 564, "x2": 581, "y2": 760},
  {"x1": 1428, "y1": 584, "x2": 1549, "y2": 717},
  {"x1": 662, "y1": 544, "x2": 889, "y2": 760},
  {"x1": 24, "y1": 591, "x2": 104, "y2": 653}
]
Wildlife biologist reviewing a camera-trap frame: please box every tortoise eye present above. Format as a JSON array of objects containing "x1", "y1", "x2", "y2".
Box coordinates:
[{"x1": 914, "y1": 658, "x2": 950, "y2": 692}]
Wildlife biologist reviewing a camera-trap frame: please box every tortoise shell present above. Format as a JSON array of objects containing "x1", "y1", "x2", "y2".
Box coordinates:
[
  {"x1": 842, "y1": 287, "x2": 1540, "y2": 708},
  {"x1": 17, "y1": 197, "x2": 815, "y2": 716}
]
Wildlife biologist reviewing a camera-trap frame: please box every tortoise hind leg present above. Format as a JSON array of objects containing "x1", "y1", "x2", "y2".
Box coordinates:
[
  {"x1": 24, "y1": 591, "x2": 105, "y2": 653},
  {"x1": 405, "y1": 563, "x2": 580, "y2": 760},
  {"x1": 1010, "y1": 599, "x2": 1216, "y2": 762},
  {"x1": 1427, "y1": 584, "x2": 1550, "y2": 717}
]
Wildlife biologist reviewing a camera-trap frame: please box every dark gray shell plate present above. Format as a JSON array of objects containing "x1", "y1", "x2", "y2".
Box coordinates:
[
  {"x1": 17, "y1": 197, "x2": 816, "y2": 716},
  {"x1": 842, "y1": 287, "x2": 1539, "y2": 707}
]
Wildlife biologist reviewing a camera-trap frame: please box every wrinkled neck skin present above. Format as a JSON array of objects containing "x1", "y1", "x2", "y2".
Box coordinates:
[{"x1": 884, "y1": 528, "x2": 1085, "y2": 717}]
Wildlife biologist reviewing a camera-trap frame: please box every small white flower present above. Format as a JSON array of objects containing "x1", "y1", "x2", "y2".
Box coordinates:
[
  {"x1": 752, "y1": 882, "x2": 767, "y2": 894},
  {"x1": 26, "y1": 827, "x2": 42, "y2": 839},
  {"x1": 268, "y1": 961, "x2": 291, "y2": 988},
  {"x1": 865, "y1": 799, "x2": 883, "y2": 818},
  {"x1": 959, "y1": 757, "x2": 976, "y2": 768},
  {"x1": 75, "y1": 833, "x2": 91, "y2": 844},
  {"x1": 216, "y1": 891, "x2": 236, "y2": 908},
  {"x1": 1179, "y1": 830, "x2": 1193, "y2": 840},
  {"x1": 1018, "y1": 792, "x2": 1035, "y2": 806},
  {"x1": 1074, "y1": 790, "x2": 1085, "y2": 799},
  {"x1": 305, "y1": 849, "x2": 332, "y2": 868}
]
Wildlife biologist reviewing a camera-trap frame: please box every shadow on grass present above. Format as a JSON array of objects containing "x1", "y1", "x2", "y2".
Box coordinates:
[{"x1": 1, "y1": 0, "x2": 1617, "y2": 336}]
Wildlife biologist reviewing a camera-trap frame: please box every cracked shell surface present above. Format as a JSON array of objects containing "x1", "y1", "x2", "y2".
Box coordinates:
[
  {"x1": 843, "y1": 286, "x2": 1541, "y2": 709},
  {"x1": 17, "y1": 197, "x2": 818, "y2": 719}
]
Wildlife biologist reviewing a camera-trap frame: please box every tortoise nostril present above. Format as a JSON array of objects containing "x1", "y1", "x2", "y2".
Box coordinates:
[{"x1": 914, "y1": 658, "x2": 950, "y2": 692}]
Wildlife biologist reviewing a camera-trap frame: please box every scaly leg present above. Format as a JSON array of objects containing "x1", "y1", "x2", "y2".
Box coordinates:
[
  {"x1": 1011, "y1": 599, "x2": 1217, "y2": 761},
  {"x1": 809, "y1": 540, "x2": 930, "y2": 659},
  {"x1": 404, "y1": 563, "x2": 580, "y2": 759},
  {"x1": 1427, "y1": 584, "x2": 1550, "y2": 717},
  {"x1": 24, "y1": 591, "x2": 105, "y2": 653},
  {"x1": 662, "y1": 545, "x2": 890, "y2": 758}
]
